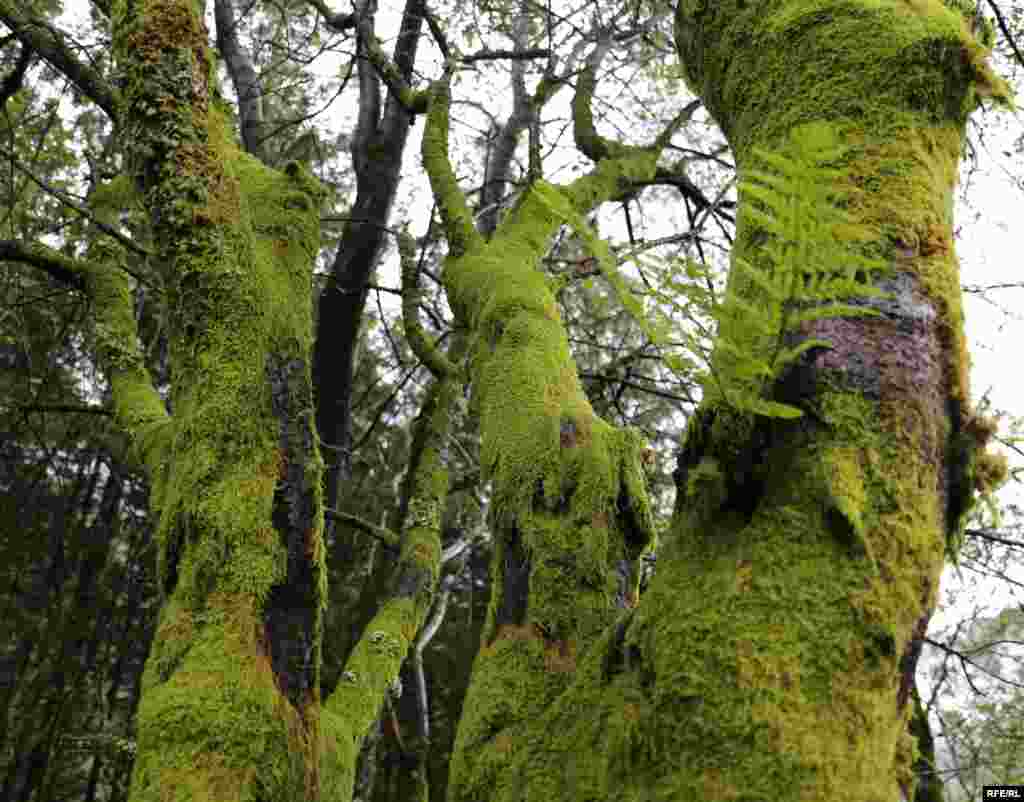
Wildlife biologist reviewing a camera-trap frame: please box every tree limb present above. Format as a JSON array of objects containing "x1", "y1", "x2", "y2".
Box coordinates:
[
  {"x1": 986, "y1": 1, "x2": 1024, "y2": 71},
  {"x1": 0, "y1": 239, "x2": 88, "y2": 290},
  {"x1": 0, "y1": 1, "x2": 119, "y2": 120},
  {"x1": 213, "y1": 0, "x2": 268, "y2": 163},
  {"x1": 352, "y1": 0, "x2": 429, "y2": 116},
  {"x1": 0, "y1": 143, "x2": 152, "y2": 266},
  {"x1": 463, "y1": 47, "x2": 550, "y2": 63},
  {"x1": 0, "y1": 239, "x2": 168, "y2": 471},
  {"x1": 422, "y1": 75, "x2": 483, "y2": 257},
  {"x1": 324, "y1": 508, "x2": 400, "y2": 546},
  {"x1": 300, "y1": 0, "x2": 357, "y2": 32},
  {"x1": 399, "y1": 228, "x2": 456, "y2": 378}
]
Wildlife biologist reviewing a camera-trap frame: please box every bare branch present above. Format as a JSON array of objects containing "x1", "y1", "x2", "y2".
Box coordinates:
[
  {"x1": 352, "y1": 0, "x2": 429, "y2": 116},
  {"x1": 0, "y1": 1, "x2": 119, "y2": 120},
  {"x1": 324, "y1": 508, "x2": 400, "y2": 546},
  {"x1": 0, "y1": 142, "x2": 152, "y2": 267},
  {"x1": 213, "y1": 0, "x2": 268, "y2": 163},
  {"x1": 399, "y1": 228, "x2": 456, "y2": 378},
  {"x1": 462, "y1": 47, "x2": 550, "y2": 64},
  {"x1": 422, "y1": 3, "x2": 451, "y2": 61},
  {"x1": 964, "y1": 527, "x2": 1024, "y2": 550},
  {"x1": 986, "y1": 1, "x2": 1024, "y2": 71}
]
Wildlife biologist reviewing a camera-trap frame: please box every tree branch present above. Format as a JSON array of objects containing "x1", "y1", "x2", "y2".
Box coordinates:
[
  {"x1": 213, "y1": 0, "x2": 268, "y2": 163},
  {"x1": 572, "y1": 38, "x2": 620, "y2": 162},
  {"x1": 300, "y1": 0, "x2": 357, "y2": 32},
  {"x1": 0, "y1": 143, "x2": 152, "y2": 266},
  {"x1": 0, "y1": 1, "x2": 119, "y2": 120},
  {"x1": 964, "y1": 527, "x2": 1024, "y2": 550},
  {"x1": 399, "y1": 228, "x2": 455, "y2": 378},
  {"x1": 11, "y1": 403, "x2": 114, "y2": 416},
  {"x1": 463, "y1": 47, "x2": 550, "y2": 63},
  {"x1": 421, "y1": 75, "x2": 483, "y2": 257},
  {"x1": 0, "y1": 239, "x2": 88, "y2": 290},
  {"x1": 565, "y1": 47, "x2": 700, "y2": 211},
  {"x1": 353, "y1": 1, "x2": 429, "y2": 116},
  {"x1": 986, "y1": 1, "x2": 1024, "y2": 71},
  {"x1": 0, "y1": 239, "x2": 168, "y2": 471},
  {"x1": 324, "y1": 508, "x2": 400, "y2": 546}
]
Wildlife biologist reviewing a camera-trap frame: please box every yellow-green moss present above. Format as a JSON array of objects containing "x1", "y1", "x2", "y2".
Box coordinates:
[
  {"x1": 110, "y1": 3, "x2": 331, "y2": 800},
  {"x1": 444, "y1": 3, "x2": 1003, "y2": 800}
]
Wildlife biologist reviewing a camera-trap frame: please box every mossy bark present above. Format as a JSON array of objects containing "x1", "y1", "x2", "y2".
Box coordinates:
[
  {"x1": 107, "y1": 1, "x2": 332, "y2": 799},
  {"x1": 446, "y1": 2, "x2": 1001, "y2": 801},
  {"x1": 426, "y1": 74, "x2": 659, "y2": 802},
  {"x1": 100, "y1": 2, "x2": 458, "y2": 800}
]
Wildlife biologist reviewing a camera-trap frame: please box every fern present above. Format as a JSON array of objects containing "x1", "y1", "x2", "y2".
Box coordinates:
[
  {"x1": 702, "y1": 124, "x2": 891, "y2": 417},
  {"x1": 535, "y1": 123, "x2": 889, "y2": 418}
]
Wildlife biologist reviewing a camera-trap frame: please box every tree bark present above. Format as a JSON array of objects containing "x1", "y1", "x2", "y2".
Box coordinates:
[{"x1": 446, "y1": 2, "x2": 1006, "y2": 800}]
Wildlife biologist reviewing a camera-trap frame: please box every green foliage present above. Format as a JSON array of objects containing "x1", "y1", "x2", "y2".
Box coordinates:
[
  {"x1": 708, "y1": 123, "x2": 889, "y2": 417},
  {"x1": 550, "y1": 123, "x2": 891, "y2": 419}
]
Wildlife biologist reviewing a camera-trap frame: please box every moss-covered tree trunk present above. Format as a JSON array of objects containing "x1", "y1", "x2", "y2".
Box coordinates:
[
  {"x1": 446, "y1": 2, "x2": 1006, "y2": 801},
  {"x1": 108, "y1": 1, "x2": 331, "y2": 798},
  {"x1": 58, "y1": 2, "x2": 457, "y2": 800}
]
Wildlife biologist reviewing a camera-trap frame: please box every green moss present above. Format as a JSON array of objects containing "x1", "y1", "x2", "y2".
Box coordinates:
[
  {"x1": 445, "y1": 4, "x2": 997, "y2": 795},
  {"x1": 110, "y1": 4, "x2": 332, "y2": 798},
  {"x1": 445, "y1": 149, "x2": 658, "y2": 802},
  {"x1": 130, "y1": 596, "x2": 312, "y2": 802}
]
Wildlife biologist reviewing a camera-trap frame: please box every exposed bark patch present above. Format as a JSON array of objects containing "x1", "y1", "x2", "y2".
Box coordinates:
[
  {"x1": 264, "y1": 352, "x2": 321, "y2": 711},
  {"x1": 492, "y1": 523, "x2": 531, "y2": 637},
  {"x1": 784, "y1": 270, "x2": 947, "y2": 470},
  {"x1": 896, "y1": 604, "x2": 931, "y2": 713}
]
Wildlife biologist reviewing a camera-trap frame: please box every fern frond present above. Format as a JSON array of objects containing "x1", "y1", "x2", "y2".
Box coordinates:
[{"x1": 527, "y1": 123, "x2": 888, "y2": 421}]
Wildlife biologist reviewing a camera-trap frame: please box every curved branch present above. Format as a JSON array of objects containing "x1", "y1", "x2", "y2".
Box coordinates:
[
  {"x1": 0, "y1": 239, "x2": 168, "y2": 472},
  {"x1": 399, "y1": 229, "x2": 455, "y2": 378},
  {"x1": 0, "y1": 239, "x2": 87, "y2": 290},
  {"x1": 0, "y1": 142, "x2": 152, "y2": 267},
  {"x1": 0, "y1": 1, "x2": 119, "y2": 120},
  {"x1": 421, "y1": 76, "x2": 483, "y2": 257},
  {"x1": 300, "y1": 0, "x2": 357, "y2": 32},
  {"x1": 564, "y1": 49, "x2": 701, "y2": 214},
  {"x1": 572, "y1": 39, "x2": 620, "y2": 162}
]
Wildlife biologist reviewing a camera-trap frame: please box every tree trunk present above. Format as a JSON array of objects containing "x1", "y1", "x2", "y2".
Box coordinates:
[
  {"x1": 447, "y1": 2, "x2": 1006, "y2": 800},
  {"x1": 107, "y1": 1, "x2": 331, "y2": 798}
]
